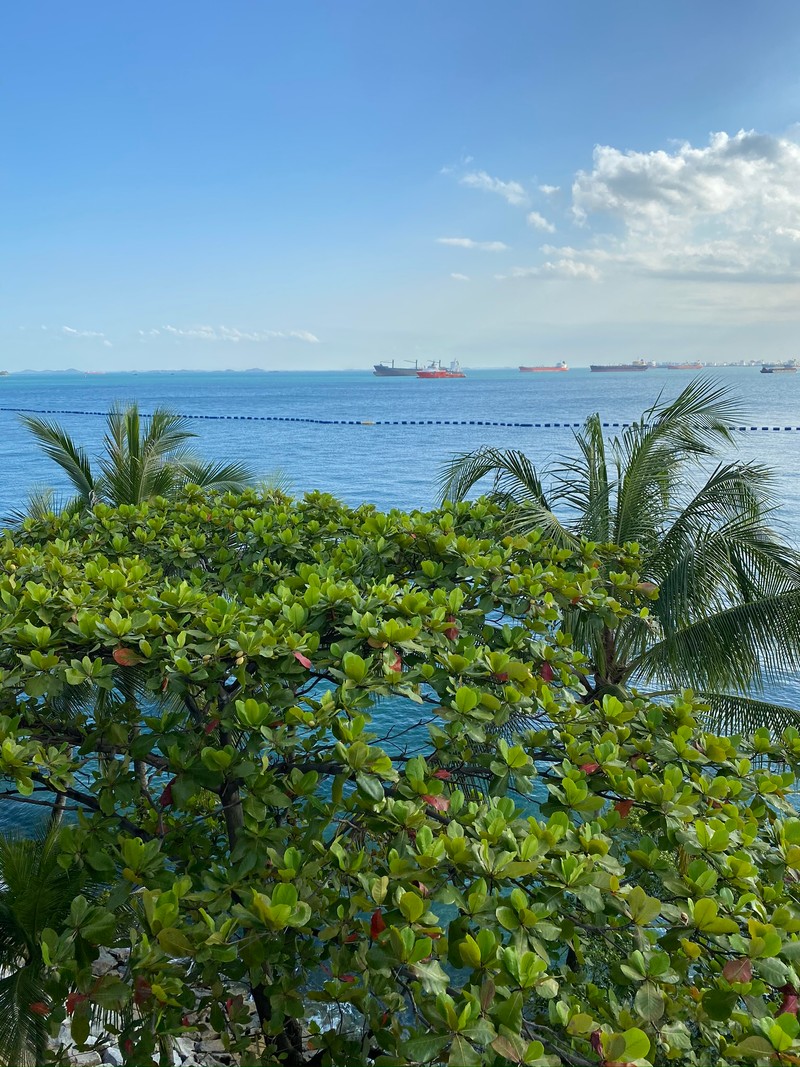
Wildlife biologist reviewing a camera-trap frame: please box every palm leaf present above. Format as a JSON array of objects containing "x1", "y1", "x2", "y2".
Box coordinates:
[
  {"x1": 17, "y1": 416, "x2": 97, "y2": 505},
  {"x1": 697, "y1": 691, "x2": 800, "y2": 736},
  {"x1": 177, "y1": 458, "x2": 255, "y2": 493}
]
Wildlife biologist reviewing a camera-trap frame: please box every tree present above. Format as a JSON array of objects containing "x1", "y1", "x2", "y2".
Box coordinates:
[
  {"x1": 1, "y1": 490, "x2": 800, "y2": 1065},
  {"x1": 17, "y1": 403, "x2": 253, "y2": 513},
  {"x1": 440, "y1": 378, "x2": 800, "y2": 730}
]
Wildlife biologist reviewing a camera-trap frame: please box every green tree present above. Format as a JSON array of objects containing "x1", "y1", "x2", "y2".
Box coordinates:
[
  {"x1": 440, "y1": 378, "x2": 800, "y2": 729},
  {"x1": 2, "y1": 491, "x2": 800, "y2": 1064},
  {"x1": 17, "y1": 403, "x2": 253, "y2": 513}
]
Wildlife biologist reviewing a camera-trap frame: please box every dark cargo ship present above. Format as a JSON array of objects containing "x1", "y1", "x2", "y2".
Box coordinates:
[{"x1": 590, "y1": 360, "x2": 650, "y2": 372}]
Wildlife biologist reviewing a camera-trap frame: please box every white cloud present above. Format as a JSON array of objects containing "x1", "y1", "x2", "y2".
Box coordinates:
[
  {"x1": 563, "y1": 129, "x2": 800, "y2": 280},
  {"x1": 161, "y1": 324, "x2": 320, "y2": 343},
  {"x1": 61, "y1": 326, "x2": 109, "y2": 339},
  {"x1": 437, "y1": 237, "x2": 508, "y2": 252},
  {"x1": 526, "y1": 211, "x2": 556, "y2": 233},
  {"x1": 497, "y1": 260, "x2": 600, "y2": 282},
  {"x1": 459, "y1": 170, "x2": 528, "y2": 207},
  {"x1": 450, "y1": 273, "x2": 470, "y2": 281},
  {"x1": 539, "y1": 184, "x2": 560, "y2": 195}
]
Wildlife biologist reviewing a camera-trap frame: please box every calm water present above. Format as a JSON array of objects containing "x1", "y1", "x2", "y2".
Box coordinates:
[{"x1": 2, "y1": 367, "x2": 799, "y2": 827}]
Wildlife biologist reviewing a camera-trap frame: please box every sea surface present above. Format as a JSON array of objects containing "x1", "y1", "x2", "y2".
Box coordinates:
[{"x1": 2, "y1": 366, "x2": 799, "y2": 828}]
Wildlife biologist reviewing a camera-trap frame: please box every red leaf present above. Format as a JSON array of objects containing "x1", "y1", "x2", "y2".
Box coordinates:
[
  {"x1": 580, "y1": 762, "x2": 600, "y2": 775},
  {"x1": 445, "y1": 615, "x2": 460, "y2": 641},
  {"x1": 389, "y1": 652, "x2": 403, "y2": 673},
  {"x1": 414, "y1": 881, "x2": 430, "y2": 897},
  {"x1": 339, "y1": 974, "x2": 356, "y2": 984},
  {"x1": 781, "y1": 984, "x2": 799, "y2": 1015},
  {"x1": 370, "y1": 909, "x2": 386, "y2": 939},
  {"x1": 590, "y1": 1030, "x2": 603, "y2": 1055},
  {"x1": 722, "y1": 958, "x2": 752, "y2": 984},
  {"x1": 614, "y1": 799, "x2": 634, "y2": 818},
  {"x1": 66, "y1": 993, "x2": 87, "y2": 1016},
  {"x1": 181, "y1": 1015, "x2": 190, "y2": 1028},
  {"x1": 493, "y1": 672, "x2": 509, "y2": 683},
  {"x1": 293, "y1": 651, "x2": 312, "y2": 669},
  {"x1": 113, "y1": 647, "x2": 144, "y2": 667},
  {"x1": 133, "y1": 977, "x2": 152, "y2": 1005},
  {"x1": 203, "y1": 718, "x2": 219, "y2": 735},
  {"x1": 225, "y1": 999, "x2": 234, "y2": 1014},
  {"x1": 124, "y1": 1040, "x2": 135, "y2": 1055},
  {"x1": 432, "y1": 769, "x2": 451, "y2": 780},
  {"x1": 159, "y1": 779, "x2": 176, "y2": 808},
  {"x1": 29, "y1": 1001, "x2": 49, "y2": 1016},
  {"x1": 344, "y1": 932, "x2": 358, "y2": 943},
  {"x1": 540, "y1": 662, "x2": 554, "y2": 683},
  {"x1": 422, "y1": 794, "x2": 450, "y2": 812}
]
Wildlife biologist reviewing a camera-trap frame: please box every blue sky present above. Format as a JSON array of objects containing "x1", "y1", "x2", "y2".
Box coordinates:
[{"x1": 5, "y1": 1, "x2": 800, "y2": 370}]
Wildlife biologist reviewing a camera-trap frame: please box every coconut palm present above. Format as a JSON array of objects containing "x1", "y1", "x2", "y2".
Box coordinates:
[
  {"x1": 17, "y1": 403, "x2": 254, "y2": 513},
  {"x1": 440, "y1": 378, "x2": 800, "y2": 730}
]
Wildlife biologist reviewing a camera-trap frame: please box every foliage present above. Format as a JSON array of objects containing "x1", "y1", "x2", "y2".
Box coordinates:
[
  {"x1": 16, "y1": 403, "x2": 254, "y2": 514},
  {"x1": 440, "y1": 378, "x2": 800, "y2": 731},
  {"x1": 0, "y1": 491, "x2": 799, "y2": 1064},
  {"x1": 0, "y1": 832, "x2": 88, "y2": 1066}
]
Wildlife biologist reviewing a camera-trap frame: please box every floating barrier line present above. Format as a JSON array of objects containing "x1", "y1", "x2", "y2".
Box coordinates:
[{"x1": 2, "y1": 406, "x2": 800, "y2": 433}]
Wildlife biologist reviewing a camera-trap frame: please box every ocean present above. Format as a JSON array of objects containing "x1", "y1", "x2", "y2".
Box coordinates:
[{"x1": 1, "y1": 366, "x2": 799, "y2": 828}]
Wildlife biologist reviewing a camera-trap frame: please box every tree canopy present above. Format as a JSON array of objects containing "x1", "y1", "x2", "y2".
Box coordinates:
[{"x1": 1, "y1": 490, "x2": 800, "y2": 1065}]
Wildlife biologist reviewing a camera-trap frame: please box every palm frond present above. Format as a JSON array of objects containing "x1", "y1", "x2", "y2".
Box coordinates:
[
  {"x1": 177, "y1": 458, "x2": 255, "y2": 493},
  {"x1": 613, "y1": 378, "x2": 746, "y2": 547},
  {"x1": 18, "y1": 416, "x2": 97, "y2": 504},
  {"x1": 697, "y1": 691, "x2": 800, "y2": 736},
  {"x1": 635, "y1": 589, "x2": 800, "y2": 692}
]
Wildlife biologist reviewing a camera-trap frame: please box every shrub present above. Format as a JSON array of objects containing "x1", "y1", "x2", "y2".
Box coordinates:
[{"x1": 0, "y1": 490, "x2": 799, "y2": 1065}]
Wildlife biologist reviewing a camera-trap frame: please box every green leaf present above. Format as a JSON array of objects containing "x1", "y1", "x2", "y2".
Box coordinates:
[
  {"x1": 634, "y1": 981, "x2": 665, "y2": 1022},
  {"x1": 402, "y1": 1034, "x2": 449, "y2": 1063}
]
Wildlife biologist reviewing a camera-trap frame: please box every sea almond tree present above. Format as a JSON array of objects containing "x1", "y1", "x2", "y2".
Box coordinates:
[{"x1": 0, "y1": 491, "x2": 799, "y2": 1065}]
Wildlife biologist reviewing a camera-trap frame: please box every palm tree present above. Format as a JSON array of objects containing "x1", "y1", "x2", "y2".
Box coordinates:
[
  {"x1": 18, "y1": 403, "x2": 254, "y2": 513},
  {"x1": 440, "y1": 378, "x2": 800, "y2": 730},
  {"x1": 0, "y1": 832, "x2": 86, "y2": 1066}
]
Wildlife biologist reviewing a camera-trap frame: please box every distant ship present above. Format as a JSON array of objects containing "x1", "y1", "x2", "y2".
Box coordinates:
[
  {"x1": 761, "y1": 361, "x2": 798, "y2": 374},
  {"x1": 519, "y1": 361, "x2": 568, "y2": 372},
  {"x1": 590, "y1": 360, "x2": 650, "y2": 373},
  {"x1": 417, "y1": 360, "x2": 465, "y2": 379},
  {"x1": 373, "y1": 360, "x2": 420, "y2": 377},
  {"x1": 665, "y1": 362, "x2": 704, "y2": 370}
]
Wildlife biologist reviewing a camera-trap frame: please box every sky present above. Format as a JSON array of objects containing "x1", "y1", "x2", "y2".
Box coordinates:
[{"x1": 5, "y1": 0, "x2": 800, "y2": 371}]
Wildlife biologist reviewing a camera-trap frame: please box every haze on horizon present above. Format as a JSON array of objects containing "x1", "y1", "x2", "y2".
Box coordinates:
[{"x1": 5, "y1": 1, "x2": 800, "y2": 373}]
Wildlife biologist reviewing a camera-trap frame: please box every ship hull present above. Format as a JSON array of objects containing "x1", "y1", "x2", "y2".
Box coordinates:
[
  {"x1": 519, "y1": 366, "x2": 568, "y2": 372},
  {"x1": 416, "y1": 371, "x2": 465, "y2": 379},
  {"x1": 373, "y1": 366, "x2": 418, "y2": 377},
  {"x1": 590, "y1": 364, "x2": 649, "y2": 372}
]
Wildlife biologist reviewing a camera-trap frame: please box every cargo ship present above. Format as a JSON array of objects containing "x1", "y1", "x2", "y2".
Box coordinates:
[
  {"x1": 373, "y1": 360, "x2": 420, "y2": 377},
  {"x1": 665, "y1": 362, "x2": 703, "y2": 370},
  {"x1": 519, "y1": 361, "x2": 568, "y2": 372},
  {"x1": 590, "y1": 360, "x2": 650, "y2": 373},
  {"x1": 417, "y1": 360, "x2": 465, "y2": 379},
  {"x1": 761, "y1": 361, "x2": 798, "y2": 374}
]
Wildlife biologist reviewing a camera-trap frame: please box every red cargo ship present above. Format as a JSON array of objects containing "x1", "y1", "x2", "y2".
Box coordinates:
[{"x1": 417, "y1": 360, "x2": 466, "y2": 379}]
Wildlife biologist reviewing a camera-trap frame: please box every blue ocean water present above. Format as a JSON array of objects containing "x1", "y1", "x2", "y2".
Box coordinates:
[{"x1": 1, "y1": 367, "x2": 799, "y2": 828}]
